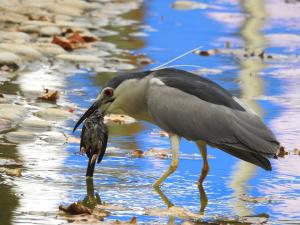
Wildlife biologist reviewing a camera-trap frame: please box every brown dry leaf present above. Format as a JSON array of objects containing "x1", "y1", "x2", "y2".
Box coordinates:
[
  {"x1": 52, "y1": 33, "x2": 91, "y2": 51},
  {"x1": 239, "y1": 194, "x2": 271, "y2": 203},
  {"x1": 277, "y1": 146, "x2": 288, "y2": 158},
  {"x1": 68, "y1": 32, "x2": 86, "y2": 44},
  {"x1": 37, "y1": 88, "x2": 59, "y2": 102},
  {"x1": 0, "y1": 93, "x2": 4, "y2": 98},
  {"x1": 82, "y1": 35, "x2": 98, "y2": 43},
  {"x1": 52, "y1": 36, "x2": 73, "y2": 51},
  {"x1": 131, "y1": 149, "x2": 144, "y2": 158},
  {"x1": 145, "y1": 206, "x2": 203, "y2": 220},
  {"x1": 67, "y1": 107, "x2": 76, "y2": 113},
  {"x1": 66, "y1": 32, "x2": 97, "y2": 44},
  {"x1": 59, "y1": 202, "x2": 92, "y2": 215},
  {"x1": 194, "y1": 49, "x2": 219, "y2": 56}
]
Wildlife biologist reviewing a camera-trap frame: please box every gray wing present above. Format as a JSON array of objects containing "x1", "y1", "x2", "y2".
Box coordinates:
[
  {"x1": 147, "y1": 80, "x2": 279, "y2": 170},
  {"x1": 153, "y1": 68, "x2": 245, "y2": 111}
]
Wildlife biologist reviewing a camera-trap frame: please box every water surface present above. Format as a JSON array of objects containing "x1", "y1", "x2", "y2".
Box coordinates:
[{"x1": 1, "y1": 0, "x2": 300, "y2": 224}]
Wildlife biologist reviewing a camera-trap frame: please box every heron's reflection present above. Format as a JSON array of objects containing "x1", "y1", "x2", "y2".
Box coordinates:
[
  {"x1": 154, "y1": 183, "x2": 208, "y2": 214},
  {"x1": 229, "y1": 0, "x2": 267, "y2": 217},
  {"x1": 79, "y1": 178, "x2": 101, "y2": 209}
]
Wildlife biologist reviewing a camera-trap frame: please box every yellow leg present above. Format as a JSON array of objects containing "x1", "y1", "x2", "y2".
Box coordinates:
[
  {"x1": 153, "y1": 134, "x2": 180, "y2": 187},
  {"x1": 196, "y1": 141, "x2": 209, "y2": 185}
]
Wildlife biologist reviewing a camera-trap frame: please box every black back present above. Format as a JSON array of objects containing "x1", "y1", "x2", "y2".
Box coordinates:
[
  {"x1": 105, "y1": 68, "x2": 245, "y2": 111},
  {"x1": 153, "y1": 68, "x2": 245, "y2": 111}
]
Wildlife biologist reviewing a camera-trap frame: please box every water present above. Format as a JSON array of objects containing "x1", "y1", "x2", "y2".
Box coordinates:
[{"x1": 1, "y1": 0, "x2": 300, "y2": 224}]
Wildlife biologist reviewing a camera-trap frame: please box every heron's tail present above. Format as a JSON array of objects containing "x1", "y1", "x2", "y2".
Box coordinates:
[
  {"x1": 218, "y1": 144, "x2": 272, "y2": 171},
  {"x1": 86, "y1": 154, "x2": 97, "y2": 177}
]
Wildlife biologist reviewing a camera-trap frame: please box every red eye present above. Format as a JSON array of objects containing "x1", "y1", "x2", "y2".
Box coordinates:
[{"x1": 104, "y1": 88, "x2": 113, "y2": 97}]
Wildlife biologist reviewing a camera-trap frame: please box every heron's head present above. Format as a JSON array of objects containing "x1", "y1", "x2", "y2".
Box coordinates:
[{"x1": 73, "y1": 71, "x2": 151, "y2": 132}]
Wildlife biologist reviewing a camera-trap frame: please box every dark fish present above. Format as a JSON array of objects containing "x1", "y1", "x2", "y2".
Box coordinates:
[{"x1": 80, "y1": 110, "x2": 108, "y2": 177}]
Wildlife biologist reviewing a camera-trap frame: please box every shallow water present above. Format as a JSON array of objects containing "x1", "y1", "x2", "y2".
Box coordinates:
[{"x1": 1, "y1": 0, "x2": 300, "y2": 224}]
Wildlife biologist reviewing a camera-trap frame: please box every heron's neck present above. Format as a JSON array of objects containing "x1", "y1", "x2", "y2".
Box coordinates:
[{"x1": 107, "y1": 77, "x2": 154, "y2": 122}]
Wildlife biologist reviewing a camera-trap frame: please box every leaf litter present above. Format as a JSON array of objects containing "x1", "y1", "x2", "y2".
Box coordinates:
[
  {"x1": 37, "y1": 87, "x2": 60, "y2": 102},
  {"x1": 59, "y1": 202, "x2": 136, "y2": 225}
]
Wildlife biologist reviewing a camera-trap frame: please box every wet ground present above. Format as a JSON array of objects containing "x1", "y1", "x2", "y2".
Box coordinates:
[{"x1": 1, "y1": 0, "x2": 300, "y2": 224}]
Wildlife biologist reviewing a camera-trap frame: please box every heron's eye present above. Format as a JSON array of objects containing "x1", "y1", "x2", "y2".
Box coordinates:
[{"x1": 104, "y1": 88, "x2": 113, "y2": 97}]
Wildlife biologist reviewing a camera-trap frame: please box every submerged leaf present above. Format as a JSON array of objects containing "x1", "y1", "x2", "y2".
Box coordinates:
[
  {"x1": 59, "y1": 202, "x2": 92, "y2": 215},
  {"x1": 239, "y1": 194, "x2": 271, "y2": 203},
  {"x1": 145, "y1": 206, "x2": 203, "y2": 220},
  {"x1": 95, "y1": 203, "x2": 128, "y2": 211}
]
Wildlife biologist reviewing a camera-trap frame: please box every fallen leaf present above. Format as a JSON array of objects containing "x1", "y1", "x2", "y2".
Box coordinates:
[
  {"x1": 37, "y1": 88, "x2": 59, "y2": 102},
  {"x1": 59, "y1": 202, "x2": 92, "y2": 215},
  {"x1": 68, "y1": 32, "x2": 85, "y2": 44},
  {"x1": 0, "y1": 167, "x2": 22, "y2": 177},
  {"x1": 194, "y1": 49, "x2": 218, "y2": 56},
  {"x1": 67, "y1": 107, "x2": 76, "y2": 113},
  {"x1": 52, "y1": 33, "x2": 90, "y2": 51},
  {"x1": 239, "y1": 194, "x2": 271, "y2": 203},
  {"x1": 145, "y1": 206, "x2": 203, "y2": 220},
  {"x1": 143, "y1": 148, "x2": 171, "y2": 159},
  {"x1": 0, "y1": 93, "x2": 4, "y2": 98},
  {"x1": 95, "y1": 203, "x2": 128, "y2": 211},
  {"x1": 52, "y1": 36, "x2": 73, "y2": 51},
  {"x1": 277, "y1": 146, "x2": 288, "y2": 158},
  {"x1": 82, "y1": 35, "x2": 98, "y2": 43},
  {"x1": 131, "y1": 149, "x2": 144, "y2": 158}
]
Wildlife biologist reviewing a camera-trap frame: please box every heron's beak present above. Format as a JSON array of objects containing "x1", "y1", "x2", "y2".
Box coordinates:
[{"x1": 73, "y1": 99, "x2": 102, "y2": 132}]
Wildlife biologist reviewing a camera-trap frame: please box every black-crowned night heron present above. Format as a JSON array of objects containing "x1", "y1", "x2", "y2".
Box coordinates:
[
  {"x1": 79, "y1": 110, "x2": 108, "y2": 177},
  {"x1": 74, "y1": 68, "x2": 279, "y2": 187}
]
